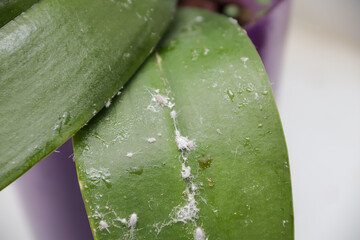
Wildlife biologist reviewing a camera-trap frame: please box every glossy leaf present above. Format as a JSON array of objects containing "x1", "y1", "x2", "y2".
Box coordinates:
[
  {"x1": 74, "y1": 8, "x2": 293, "y2": 240},
  {"x1": 0, "y1": 0, "x2": 39, "y2": 27},
  {"x1": 0, "y1": 0, "x2": 176, "y2": 189}
]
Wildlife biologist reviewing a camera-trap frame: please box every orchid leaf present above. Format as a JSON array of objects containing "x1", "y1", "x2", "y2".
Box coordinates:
[
  {"x1": 0, "y1": 0, "x2": 176, "y2": 189},
  {"x1": 74, "y1": 8, "x2": 293, "y2": 240},
  {"x1": 0, "y1": 0, "x2": 39, "y2": 27}
]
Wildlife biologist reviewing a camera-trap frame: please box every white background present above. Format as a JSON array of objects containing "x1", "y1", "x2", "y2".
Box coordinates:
[
  {"x1": 1, "y1": 0, "x2": 360, "y2": 239},
  {"x1": 278, "y1": 0, "x2": 360, "y2": 239}
]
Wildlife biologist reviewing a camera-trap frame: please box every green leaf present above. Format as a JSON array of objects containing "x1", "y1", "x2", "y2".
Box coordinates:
[
  {"x1": 0, "y1": 0, "x2": 176, "y2": 190},
  {"x1": 0, "y1": 0, "x2": 39, "y2": 27},
  {"x1": 74, "y1": 8, "x2": 293, "y2": 240}
]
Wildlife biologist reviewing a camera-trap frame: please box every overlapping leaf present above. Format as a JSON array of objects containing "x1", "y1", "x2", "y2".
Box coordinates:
[
  {"x1": 74, "y1": 8, "x2": 293, "y2": 240},
  {"x1": 0, "y1": 0, "x2": 176, "y2": 189}
]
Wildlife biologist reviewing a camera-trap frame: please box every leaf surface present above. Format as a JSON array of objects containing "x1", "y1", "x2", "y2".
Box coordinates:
[
  {"x1": 0, "y1": 0, "x2": 39, "y2": 27},
  {"x1": 74, "y1": 8, "x2": 293, "y2": 240},
  {"x1": 0, "y1": 0, "x2": 176, "y2": 189}
]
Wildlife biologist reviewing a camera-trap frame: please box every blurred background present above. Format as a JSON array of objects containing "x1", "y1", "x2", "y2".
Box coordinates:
[
  {"x1": 1, "y1": 0, "x2": 360, "y2": 239},
  {"x1": 278, "y1": 0, "x2": 360, "y2": 239}
]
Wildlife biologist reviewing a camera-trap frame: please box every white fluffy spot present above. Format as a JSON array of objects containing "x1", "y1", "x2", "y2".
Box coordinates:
[
  {"x1": 167, "y1": 101, "x2": 175, "y2": 109},
  {"x1": 129, "y1": 213, "x2": 138, "y2": 228},
  {"x1": 181, "y1": 163, "x2": 191, "y2": 179},
  {"x1": 204, "y1": 48, "x2": 210, "y2": 55},
  {"x1": 194, "y1": 227, "x2": 206, "y2": 240},
  {"x1": 175, "y1": 130, "x2": 196, "y2": 151},
  {"x1": 282, "y1": 219, "x2": 288, "y2": 227},
  {"x1": 99, "y1": 220, "x2": 110, "y2": 233},
  {"x1": 195, "y1": 16, "x2": 203, "y2": 22},
  {"x1": 228, "y1": 17, "x2": 238, "y2": 25},
  {"x1": 241, "y1": 57, "x2": 249, "y2": 63},
  {"x1": 105, "y1": 99, "x2": 111, "y2": 108},
  {"x1": 117, "y1": 217, "x2": 128, "y2": 225},
  {"x1": 147, "y1": 89, "x2": 175, "y2": 111},
  {"x1": 154, "y1": 94, "x2": 168, "y2": 106},
  {"x1": 216, "y1": 129, "x2": 222, "y2": 134},
  {"x1": 147, "y1": 138, "x2": 156, "y2": 143},
  {"x1": 170, "y1": 110, "x2": 177, "y2": 119},
  {"x1": 126, "y1": 152, "x2": 134, "y2": 158},
  {"x1": 172, "y1": 189, "x2": 199, "y2": 223},
  {"x1": 156, "y1": 52, "x2": 163, "y2": 72}
]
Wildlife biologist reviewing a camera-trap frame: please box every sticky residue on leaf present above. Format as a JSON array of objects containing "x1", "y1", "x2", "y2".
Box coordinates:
[{"x1": 85, "y1": 168, "x2": 111, "y2": 187}]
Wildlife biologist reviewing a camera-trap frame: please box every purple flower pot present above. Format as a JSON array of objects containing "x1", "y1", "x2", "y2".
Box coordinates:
[
  {"x1": 243, "y1": 0, "x2": 291, "y2": 93},
  {"x1": 15, "y1": 1, "x2": 290, "y2": 239}
]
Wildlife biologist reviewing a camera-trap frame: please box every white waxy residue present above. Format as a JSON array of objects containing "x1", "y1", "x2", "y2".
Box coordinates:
[
  {"x1": 126, "y1": 152, "x2": 134, "y2": 158},
  {"x1": 195, "y1": 16, "x2": 203, "y2": 22},
  {"x1": 194, "y1": 227, "x2": 206, "y2": 240},
  {"x1": 154, "y1": 94, "x2": 168, "y2": 106},
  {"x1": 129, "y1": 213, "x2": 138, "y2": 228},
  {"x1": 170, "y1": 110, "x2": 177, "y2": 120},
  {"x1": 147, "y1": 137, "x2": 156, "y2": 143},
  {"x1": 105, "y1": 99, "x2": 111, "y2": 108},
  {"x1": 175, "y1": 130, "x2": 196, "y2": 151},
  {"x1": 116, "y1": 217, "x2": 128, "y2": 225},
  {"x1": 99, "y1": 220, "x2": 110, "y2": 233},
  {"x1": 181, "y1": 163, "x2": 191, "y2": 179},
  {"x1": 147, "y1": 89, "x2": 175, "y2": 112},
  {"x1": 228, "y1": 17, "x2": 238, "y2": 25},
  {"x1": 171, "y1": 189, "x2": 199, "y2": 224},
  {"x1": 147, "y1": 53, "x2": 204, "y2": 236},
  {"x1": 241, "y1": 57, "x2": 249, "y2": 64}
]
